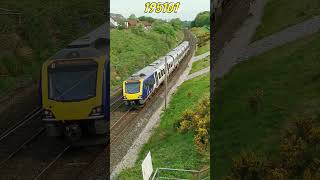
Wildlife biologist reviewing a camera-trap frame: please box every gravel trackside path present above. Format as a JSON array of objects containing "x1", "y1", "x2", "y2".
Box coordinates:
[
  {"x1": 214, "y1": 0, "x2": 268, "y2": 78},
  {"x1": 192, "y1": 52, "x2": 210, "y2": 62},
  {"x1": 187, "y1": 67, "x2": 210, "y2": 81},
  {"x1": 240, "y1": 15, "x2": 320, "y2": 61}
]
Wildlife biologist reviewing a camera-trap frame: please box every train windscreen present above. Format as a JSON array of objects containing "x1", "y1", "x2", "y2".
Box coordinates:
[
  {"x1": 48, "y1": 60, "x2": 98, "y2": 101},
  {"x1": 125, "y1": 81, "x2": 140, "y2": 94}
]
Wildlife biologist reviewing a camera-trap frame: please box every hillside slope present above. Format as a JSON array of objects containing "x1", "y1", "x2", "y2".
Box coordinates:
[{"x1": 0, "y1": 0, "x2": 106, "y2": 96}]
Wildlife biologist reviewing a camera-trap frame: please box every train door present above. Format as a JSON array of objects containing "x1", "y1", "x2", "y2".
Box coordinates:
[{"x1": 154, "y1": 72, "x2": 159, "y2": 88}]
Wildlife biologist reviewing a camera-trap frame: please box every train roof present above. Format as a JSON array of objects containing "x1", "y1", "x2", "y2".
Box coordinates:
[
  {"x1": 51, "y1": 23, "x2": 108, "y2": 60},
  {"x1": 129, "y1": 65, "x2": 157, "y2": 80},
  {"x1": 128, "y1": 41, "x2": 189, "y2": 81}
]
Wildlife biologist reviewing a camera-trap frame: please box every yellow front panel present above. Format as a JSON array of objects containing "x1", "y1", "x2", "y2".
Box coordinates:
[
  {"x1": 123, "y1": 80, "x2": 143, "y2": 100},
  {"x1": 46, "y1": 98, "x2": 98, "y2": 120},
  {"x1": 41, "y1": 57, "x2": 105, "y2": 121}
]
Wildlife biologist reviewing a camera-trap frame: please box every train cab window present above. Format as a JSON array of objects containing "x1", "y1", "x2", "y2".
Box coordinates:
[
  {"x1": 125, "y1": 81, "x2": 140, "y2": 94},
  {"x1": 48, "y1": 60, "x2": 98, "y2": 101}
]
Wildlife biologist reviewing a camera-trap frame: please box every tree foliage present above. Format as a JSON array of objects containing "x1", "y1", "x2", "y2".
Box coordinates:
[
  {"x1": 128, "y1": 14, "x2": 137, "y2": 20},
  {"x1": 130, "y1": 23, "x2": 145, "y2": 35},
  {"x1": 191, "y1": 11, "x2": 210, "y2": 27},
  {"x1": 170, "y1": 18, "x2": 183, "y2": 30},
  {"x1": 152, "y1": 21, "x2": 176, "y2": 37},
  {"x1": 138, "y1": 16, "x2": 156, "y2": 23}
]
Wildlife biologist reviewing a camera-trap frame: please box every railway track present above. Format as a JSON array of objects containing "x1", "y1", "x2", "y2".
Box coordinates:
[
  {"x1": 31, "y1": 95, "x2": 125, "y2": 179},
  {"x1": 32, "y1": 144, "x2": 106, "y2": 180},
  {"x1": 0, "y1": 107, "x2": 72, "y2": 179},
  {"x1": 24, "y1": 91, "x2": 124, "y2": 179},
  {"x1": 0, "y1": 107, "x2": 43, "y2": 168}
]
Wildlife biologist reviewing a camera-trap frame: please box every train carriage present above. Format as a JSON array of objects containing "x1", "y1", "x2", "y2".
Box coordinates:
[
  {"x1": 123, "y1": 41, "x2": 190, "y2": 106},
  {"x1": 41, "y1": 23, "x2": 109, "y2": 139}
]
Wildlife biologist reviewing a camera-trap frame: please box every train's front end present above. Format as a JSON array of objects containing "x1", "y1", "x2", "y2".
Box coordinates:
[
  {"x1": 122, "y1": 79, "x2": 144, "y2": 106},
  {"x1": 41, "y1": 56, "x2": 107, "y2": 139}
]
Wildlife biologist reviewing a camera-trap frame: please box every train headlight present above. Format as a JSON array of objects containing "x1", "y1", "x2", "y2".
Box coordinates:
[
  {"x1": 43, "y1": 109, "x2": 55, "y2": 119},
  {"x1": 90, "y1": 106, "x2": 103, "y2": 117},
  {"x1": 138, "y1": 95, "x2": 142, "y2": 99}
]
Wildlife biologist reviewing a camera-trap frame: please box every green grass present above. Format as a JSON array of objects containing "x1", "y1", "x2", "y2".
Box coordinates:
[
  {"x1": 0, "y1": 0, "x2": 105, "y2": 96},
  {"x1": 190, "y1": 27, "x2": 210, "y2": 38},
  {"x1": 110, "y1": 29, "x2": 183, "y2": 90},
  {"x1": 212, "y1": 32, "x2": 320, "y2": 179},
  {"x1": 190, "y1": 57, "x2": 210, "y2": 74},
  {"x1": 190, "y1": 27, "x2": 210, "y2": 56},
  {"x1": 118, "y1": 73, "x2": 210, "y2": 180},
  {"x1": 254, "y1": 0, "x2": 320, "y2": 41},
  {"x1": 195, "y1": 41, "x2": 210, "y2": 56}
]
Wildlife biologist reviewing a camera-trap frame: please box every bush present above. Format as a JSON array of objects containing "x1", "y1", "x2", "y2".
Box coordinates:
[
  {"x1": 176, "y1": 96, "x2": 210, "y2": 151},
  {"x1": 130, "y1": 24, "x2": 145, "y2": 35},
  {"x1": 226, "y1": 118, "x2": 320, "y2": 179},
  {"x1": 1, "y1": 52, "x2": 23, "y2": 76},
  {"x1": 225, "y1": 152, "x2": 266, "y2": 180}
]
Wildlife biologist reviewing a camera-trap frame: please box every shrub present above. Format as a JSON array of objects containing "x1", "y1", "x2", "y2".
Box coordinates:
[
  {"x1": 225, "y1": 151, "x2": 266, "y2": 180},
  {"x1": 247, "y1": 87, "x2": 264, "y2": 114},
  {"x1": 176, "y1": 96, "x2": 210, "y2": 151},
  {"x1": 226, "y1": 118, "x2": 320, "y2": 179},
  {"x1": 130, "y1": 24, "x2": 145, "y2": 35}
]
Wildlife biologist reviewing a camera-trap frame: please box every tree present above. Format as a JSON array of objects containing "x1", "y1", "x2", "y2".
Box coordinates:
[
  {"x1": 152, "y1": 22, "x2": 175, "y2": 37},
  {"x1": 138, "y1": 16, "x2": 155, "y2": 23},
  {"x1": 128, "y1": 14, "x2": 137, "y2": 20},
  {"x1": 191, "y1": 11, "x2": 210, "y2": 27},
  {"x1": 170, "y1": 18, "x2": 183, "y2": 30}
]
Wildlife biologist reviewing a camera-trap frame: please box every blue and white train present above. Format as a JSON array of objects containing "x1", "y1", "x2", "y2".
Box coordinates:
[{"x1": 122, "y1": 41, "x2": 190, "y2": 106}]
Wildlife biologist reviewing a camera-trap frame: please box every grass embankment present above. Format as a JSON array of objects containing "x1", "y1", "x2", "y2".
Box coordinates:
[
  {"x1": 0, "y1": 0, "x2": 105, "y2": 96},
  {"x1": 118, "y1": 73, "x2": 210, "y2": 179},
  {"x1": 254, "y1": 0, "x2": 320, "y2": 41},
  {"x1": 212, "y1": 32, "x2": 320, "y2": 179},
  {"x1": 189, "y1": 56, "x2": 210, "y2": 74},
  {"x1": 190, "y1": 27, "x2": 210, "y2": 56},
  {"x1": 110, "y1": 29, "x2": 183, "y2": 90}
]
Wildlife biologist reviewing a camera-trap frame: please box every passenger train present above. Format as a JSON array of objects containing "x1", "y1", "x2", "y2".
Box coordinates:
[
  {"x1": 122, "y1": 41, "x2": 190, "y2": 106},
  {"x1": 40, "y1": 23, "x2": 109, "y2": 139}
]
